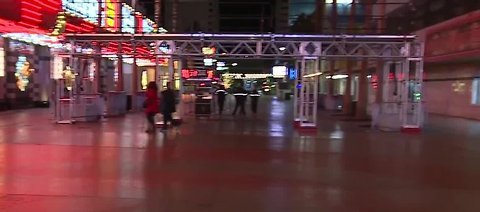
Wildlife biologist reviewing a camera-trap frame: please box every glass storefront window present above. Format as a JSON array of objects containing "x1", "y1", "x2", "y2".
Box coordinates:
[{"x1": 333, "y1": 78, "x2": 346, "y2": 95}]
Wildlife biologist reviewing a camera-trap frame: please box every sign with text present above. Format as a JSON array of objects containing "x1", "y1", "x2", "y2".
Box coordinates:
[
  {"x1": 181, "y1": 69, "x2": 199, "y2": 79},
  {"x1": 425, "y1": 11, "x2": 480, "y2": 62}
]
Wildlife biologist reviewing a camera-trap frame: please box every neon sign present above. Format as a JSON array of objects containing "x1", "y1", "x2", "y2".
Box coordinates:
[
  {"x1": 4, "y1": 33, "x2": 61, "y2": 49},
  {"x1": 202, "y1": 47, "x2": 216, "y2": 55},
  {"x1": 143, "y1": 19, "x2": 154, "y2": 33},
  {"x1": 62, "y1": 0, "x2": 99, "y2": 24},
  {"x1": 181, "y1": 69, "x2": 199, "y2": 79},
  {"x1": 103, "y1": 0, "x2": 119, "y2": 31},
  {"x1": 15, "y1": 56, "x2": 33, "y2": 91},
  {"x1": 288, "y1": 68, "x2": 297, "y2": 80},
  {"x1": 121, "y1": 5, "x2": 135, "y2": 33}
]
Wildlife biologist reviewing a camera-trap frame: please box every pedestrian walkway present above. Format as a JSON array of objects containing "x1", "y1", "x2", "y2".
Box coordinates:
[{"x1": 1, "y1": 98, "x2": 480, "y2": 211}]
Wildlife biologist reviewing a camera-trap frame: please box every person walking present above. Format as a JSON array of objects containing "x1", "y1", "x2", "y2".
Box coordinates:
[
  {"x1": 215, "y1": 85, "x2": 227, "y2": 115},
  {"x1": 232, "y1": 86, "x2": 247, "y2": 116},
  {"x1": 144, "y1": 82, "x2": 159, "y2": 133},
  {"x1": 249, "y1": 88, "x2": 260, "y2": 114},
  {"x1": 160, "y1": 82, "x2": 176, "y2": 130}
]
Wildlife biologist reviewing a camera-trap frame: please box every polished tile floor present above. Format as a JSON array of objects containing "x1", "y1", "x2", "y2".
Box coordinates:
[{"x1": 1, "y1": 98, "x2": 480, "y2": 211}]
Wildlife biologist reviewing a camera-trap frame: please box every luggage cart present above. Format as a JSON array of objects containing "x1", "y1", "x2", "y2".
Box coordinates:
[{"x1": 195, "y1": 95, "x2": 212, "y2": 118}]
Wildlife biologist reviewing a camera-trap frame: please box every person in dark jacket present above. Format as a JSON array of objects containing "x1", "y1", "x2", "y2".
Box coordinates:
[
  {"x1": 249, "y1": 88, "x2": 260, "y2": 114},
  {"x1": 145, "y1": 82, "x2": 159, "y2": 133},
  {"x1": 215, "y1": 85, "x2": 227, "y2": 115},
  {"x1": 232, "y1": 86, "x2": 247, "y2": 116},
  {"x1": 160, "y1": 82, "x2": 176, "y2": 130}
]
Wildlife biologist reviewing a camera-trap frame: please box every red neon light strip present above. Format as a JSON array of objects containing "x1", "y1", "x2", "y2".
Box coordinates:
[
  {"x1": 21, "y1": 0, "x2": 42, "y2": 27},
  {"x1": 0, "y1": 19, "x2": 47, "y2": 34},
  {"x1": 66, "y1": 23, "x2": 88, "y2": 32},
  {"x1": 38, "y1": 0, "x2": 61, "y2": 12},
  {"x1": 22, "y1": 0, "x2": 45, "y2": 9},
  {"x1": 17, "y1": 22, "x2": 40, "y2": 29},
  {"x1": 21, "y1": 8, "x2": 42, "y2": 17}
]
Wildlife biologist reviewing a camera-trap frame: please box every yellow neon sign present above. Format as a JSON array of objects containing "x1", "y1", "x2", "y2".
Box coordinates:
[{"x1": 105, "y1": 0, "x2": 117, "y2": 30}]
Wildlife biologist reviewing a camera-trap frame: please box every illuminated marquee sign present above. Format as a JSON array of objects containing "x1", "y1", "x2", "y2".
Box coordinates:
[
  {"x1": 121, "y1": 5, "x2": 135, "y2": 33},
  {"x1": 62, "y1": 0, "x2": 99, "y2": 24},
  {"x1": 102, "y1": 0, "x2": 119, "y2": 31}
]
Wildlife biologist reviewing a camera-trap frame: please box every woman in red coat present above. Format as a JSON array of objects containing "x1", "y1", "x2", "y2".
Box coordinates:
[{"x1": 145, "y1": 82, "x2": 159, "y2": 133}]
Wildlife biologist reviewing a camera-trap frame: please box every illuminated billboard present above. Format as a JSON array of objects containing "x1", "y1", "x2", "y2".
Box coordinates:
[
  {"x1": 272, "y1": 66, "x2": 287, "y2": 76},
  {"x1": 62, "y1": 0, "x2": 99, "y2": 24}
]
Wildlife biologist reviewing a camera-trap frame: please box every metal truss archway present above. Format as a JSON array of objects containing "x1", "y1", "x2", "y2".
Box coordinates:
[
  {"x1": 58, "y1": 33, "x2": 424, "y2": 130},
  {"x1": 62, "y1": 33, "x2": 421, "y2": 59}
]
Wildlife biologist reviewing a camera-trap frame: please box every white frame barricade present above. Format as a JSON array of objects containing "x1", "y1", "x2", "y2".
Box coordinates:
[
  {"x1": 375, "y1": 42, "x2": 424, "y2": 131},
  {"x1": 55, "y1": 78, "x2": 74, "y2": 124},
  {"x1": 401, "y1": 42, "x2": 425, "y2": 131},
  {"x1": 298, "y1": 58, "x2": 320, "y2": 129},
  {"x1": 60, "y1": 33, "x2": 424, "y2": 130},
  {"x1": 54, "y1": 54, "x2": 75, "y2": 124},
  {"x1": 293, "y1": 60, "x2": 301, "y2": 127},
  {"x1": 53, "y1": 53, "x2": 103, "y2": 124}
]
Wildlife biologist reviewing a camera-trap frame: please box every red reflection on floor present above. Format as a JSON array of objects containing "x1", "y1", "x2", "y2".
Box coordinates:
[{"x1": 1, "y1": 98, "x2": 480, "y2": 211}]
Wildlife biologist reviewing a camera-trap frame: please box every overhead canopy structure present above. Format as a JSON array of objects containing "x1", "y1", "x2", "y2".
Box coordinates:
[{"x1": 62, "y1": 33, "x2": 422, "y2": 59}]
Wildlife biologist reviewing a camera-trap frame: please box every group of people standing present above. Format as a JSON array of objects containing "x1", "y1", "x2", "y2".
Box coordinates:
[
  {"x1": 144, "y1": 82, "x2": 176, "y2": 133},
  {"x1": 215, "y1": 85, "x2": 260, "y2": 116}
]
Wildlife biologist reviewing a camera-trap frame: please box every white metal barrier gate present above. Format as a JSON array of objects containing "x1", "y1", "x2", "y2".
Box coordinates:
[
  {"x1": 374, "y1": 43, "x2": 424, "y2": 131},
  {"x1": 297, "y1": 58, "x2": 320, "y2": 128}
]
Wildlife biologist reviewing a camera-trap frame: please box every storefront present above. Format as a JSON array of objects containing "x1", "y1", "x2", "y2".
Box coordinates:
[
  {"x1": 417, "y1": 10, "x2": 480, "y2": 120},
  {"x1": 0, "y1": 0, "x2": 163, "y2": 111},
  {"x1": 0, "y1": 0, "x2": 62, "y2": 110},
  {"x1": 0, "y1": 35, "x2": 61, "y2": 109}
]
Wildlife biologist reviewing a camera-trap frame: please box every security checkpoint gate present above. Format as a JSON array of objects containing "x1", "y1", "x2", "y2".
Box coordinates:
[{"x1": 60, "y1": 33, "x2": 424, "y2": 130}]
